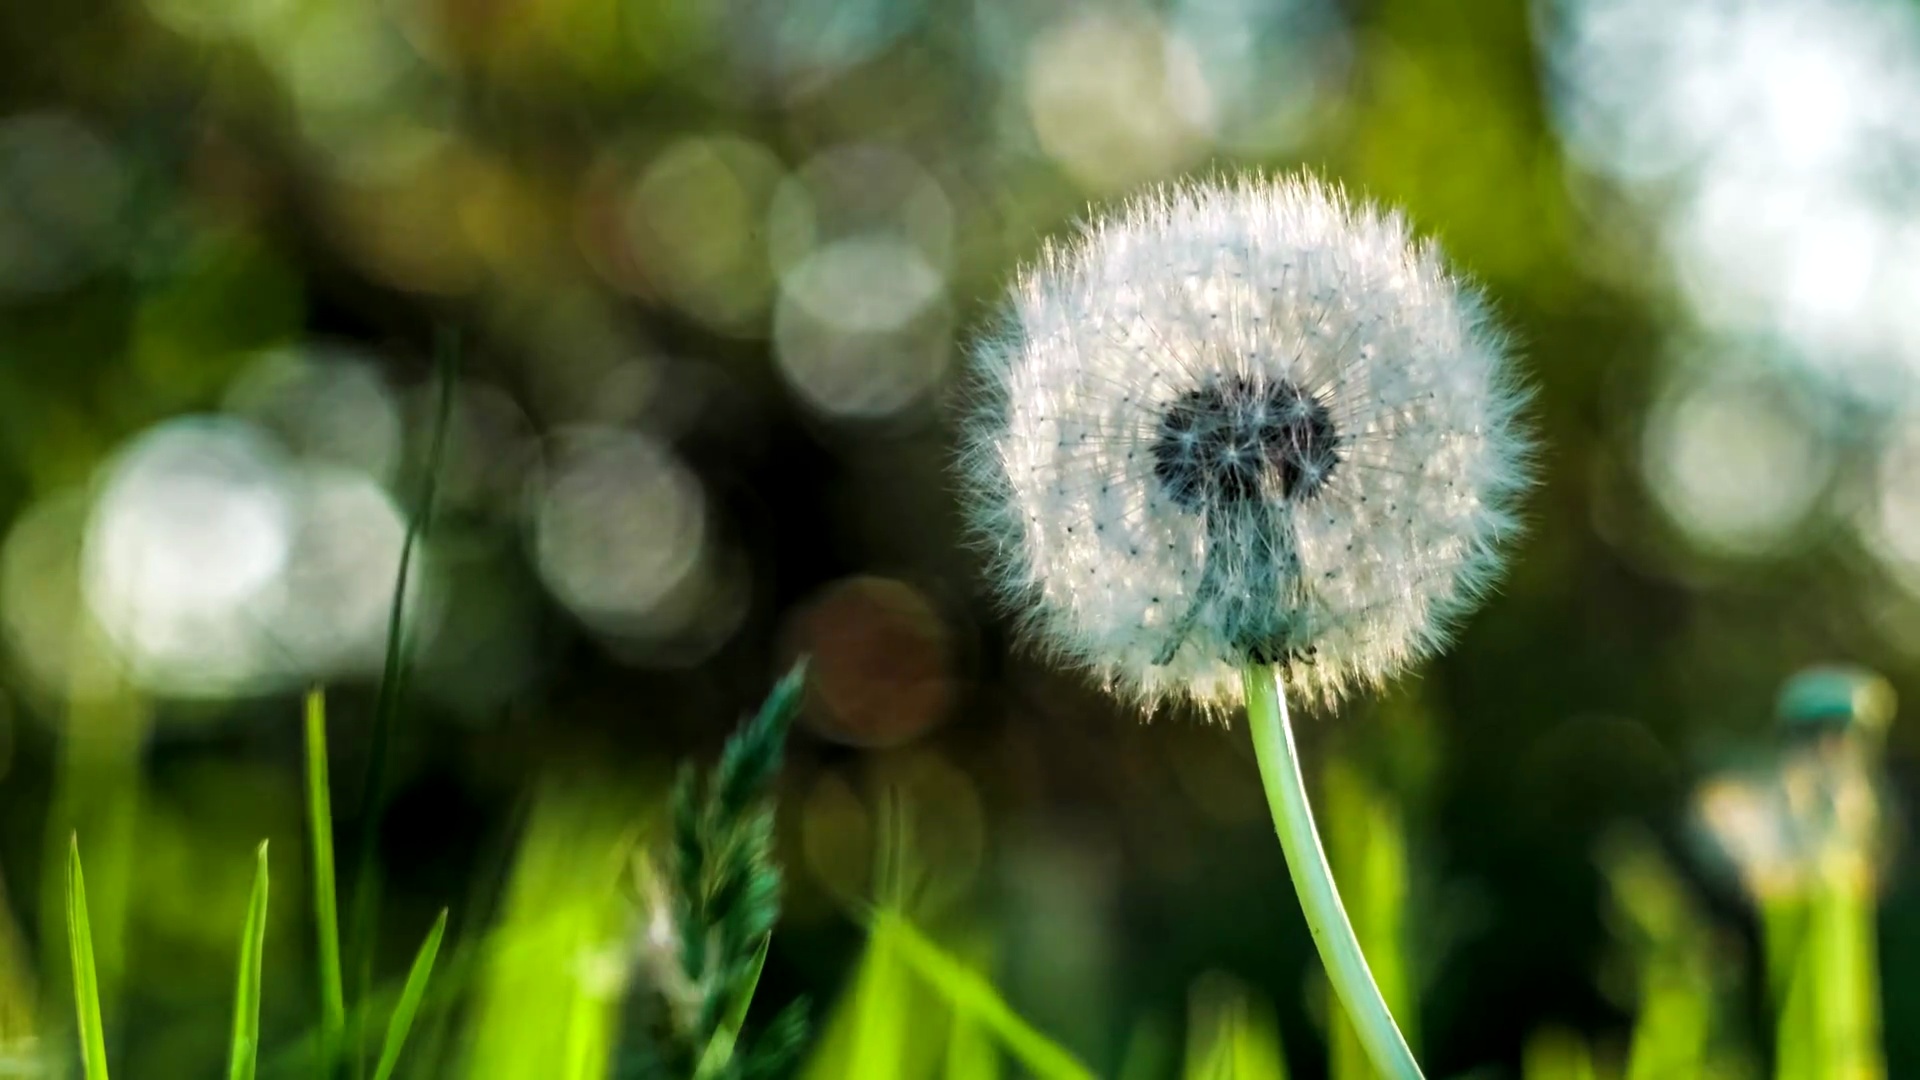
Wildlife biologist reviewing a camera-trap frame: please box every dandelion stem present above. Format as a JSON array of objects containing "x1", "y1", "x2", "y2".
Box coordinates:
[{"x1": 1241, "y1": 663, "x2": 1422, "y2": 1080}]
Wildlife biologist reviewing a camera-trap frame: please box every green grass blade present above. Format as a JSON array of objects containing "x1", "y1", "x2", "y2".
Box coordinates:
[
  {"x1": 945, "y1": 1019, "x2": 999, "y2": 1080},
  {"x1": 259, "y1": 959, "x2": 467, "y2": 1079},
  {"x1": 1764, "y1": 896, "x2": 1818, "y2": 1080},
  {"x1": 459, "y1": 783, "x2": 637, "y2": 1080},
  {"x1": 1183, "y1": 975, "x2": 1287, "y2": 1080},
  {"x1": 351, "y1": 328, "x2": 458, "y2": 1078},
  {"x1": 944, "y1": 989, "x2": 1001, "y2": 1080},
  {"x1": 372, "y1": 909, "x2": 447, "y2": 1080},
  {"x1": 880, "y1": 913, "x2": 1094, "y2": 1080},
  {"x1": 229, "y1": 841, "x2": 271, "y2": 1080},
  {"x1": 66, "y1": 835, "x2": 109, "y2": 1080},
  {"x1": 693, "y1": 934, "x2": 771, "y2": 1080},
  {"x1": 401, "y1": 794, "x2": 528, "y2": 1080},
  {"x1": 799, "y1": 913, "x2": 915, "y2": 1080},
  {"x1": 306, "y1": 688, "x2": 346, "y2": 1072}
]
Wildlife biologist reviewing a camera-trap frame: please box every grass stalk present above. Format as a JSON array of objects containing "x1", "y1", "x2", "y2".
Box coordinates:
[
  {"x1": 228, "y1": 842, "x2": 270, "y2": 1080},
  {"x1": 1240, "y1": 664, "x2": 1421, "y2": 1080},
  {"x1": 371, "y1": 909, "x2": 447, "y2": 1080},
  {"x1": 881, "y1": 913, "x2": 1095, "y2": 1080},
  {"x1": 1184, "y1": 974, "x2": 1288, "y2": 1080},
  {"x1": 306, "y1": 688, "x2": 346, "y2": 1074},
  {"x1": 65, "y1": 837, "x2": 108, "y2": 1080},
  {"x1": 1762, "y1": 896, "x2": 1815, "y2": 1080},
  {"x1": 1809, "y1": 863, "x2": 1881, "y2": 1078},
  {"x1": 349, "y1": 328, "x2": 458, "y2": 1076},
  {"x1": 692, "y1": 935, "x2": 771, "y2": 1080}
]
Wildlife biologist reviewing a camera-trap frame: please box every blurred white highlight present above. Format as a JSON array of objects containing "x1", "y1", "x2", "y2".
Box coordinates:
[
  {"x1": 1024, "y1": 10, "x2": 1214, "y2": 190},
  {"x1": 1861, "y1": 421, "x2": 1920, "y2": 592},
  {"x1": 1545, "y1": 0, "x2": 1920, "y2": 399},
  {"x1": 225, "y1": 345, "x2": 403, "y2": 483},
  {"x1": 774, "y1": 230, "x2": 951, "y2": 419},
  {"x1": 530, "y1": 427, "x2": 736, "y2": 658},
  {"x1": 267, "y1": 466, "x2": 413, "y2": 676},
  {"x1": 82, "y1": 419, "x2": 297, "y2": 696},
  {"x1": 1641, "y1": 368, "x2": 1832, "y2": 556},
  {"x1": 625, "y1": 136, "x2": 786, "y2": 334}
]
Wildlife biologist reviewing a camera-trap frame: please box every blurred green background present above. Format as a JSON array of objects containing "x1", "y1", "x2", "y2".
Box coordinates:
[{"x1": 0, "y1": 0, "x2": 1918, "y2": 1074}]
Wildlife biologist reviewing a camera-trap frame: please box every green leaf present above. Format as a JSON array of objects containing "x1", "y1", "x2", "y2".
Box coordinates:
[
  {"x1": 66, "y1": 835, "x2": 110, "y2": 1080},
  {"x1": 879, "y1": 913, "x2": 1094, "y2": 1080},
  {"x1": 229, "y1": 841, "x2": 270, "y2": 1080},
  {"x1": 306, "y1": 687, "x2": 346, "y2": 1073},
  {"x1": 694, "y1": 934, "x2": 771, "y2": 1080},
  {"x1": 372, "y1": 909, "x2": 447, "y2": 1080}
]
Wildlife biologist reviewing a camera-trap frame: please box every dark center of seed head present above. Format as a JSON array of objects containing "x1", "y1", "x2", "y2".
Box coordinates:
[{"x1": 1150, "y1": 376, "x2": 1340, "y2": 510}]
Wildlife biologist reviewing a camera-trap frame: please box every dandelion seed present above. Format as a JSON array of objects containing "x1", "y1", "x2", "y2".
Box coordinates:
[{"x1": 961, "y1": 173, "x2": 1531, "y2": 713}]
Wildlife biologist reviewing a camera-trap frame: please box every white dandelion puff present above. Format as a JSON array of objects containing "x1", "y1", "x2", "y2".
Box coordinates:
[{"x1": 962, "y1": 173, "x2": 1532, "y2": 714}]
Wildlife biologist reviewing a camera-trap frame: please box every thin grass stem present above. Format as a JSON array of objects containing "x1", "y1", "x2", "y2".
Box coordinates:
[
  {"x1": 349, "y1": 328, "x2": 459, "y2": 1078},
  {"x1": 228, "y1": 842, "x2": 270, "y2": 1080},
  {"x1": 66, "y1": 837, "x2": 109, "y2": 1080},
  {"x1": 880, "y1": 912, "x2": 1095, "y2": 1080},
  {"x1": 371, "y1": 909, "x2": 446, "y2": 1080},
  {"x1": 306, "y1": 688, "x2": 346, "y2": 1076}
]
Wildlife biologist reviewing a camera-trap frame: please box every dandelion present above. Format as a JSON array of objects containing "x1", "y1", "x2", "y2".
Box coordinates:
[
  {"x1": 1694, "y1": 666, "x2": 1896, "y2": 902},
  {"x1": 963, "y1": 175, "x2": 1529, "y2": 712},
  {"x1": 1692, "y1": 666, "x2": 1895, "y2": 1080},
  {"x1": 961, "y1": 174, "x2": 1532, "y2": 1080}
]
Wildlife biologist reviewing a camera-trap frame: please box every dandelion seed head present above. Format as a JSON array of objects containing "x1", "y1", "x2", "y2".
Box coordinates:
[
  {"x1": 1693, "y1": 739, "x2": 1888, "y2": 901},
  {"x1": 960, "y1": 174, "x2": 1532, "y2": 714}
]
